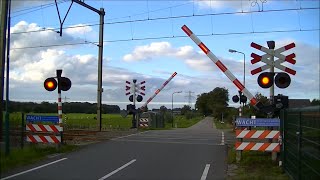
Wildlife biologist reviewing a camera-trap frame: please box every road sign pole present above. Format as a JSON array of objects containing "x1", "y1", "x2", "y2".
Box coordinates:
[
  {"x1": 56, "y1": 70, "x2": 63, "y2": 146},
  {"x1": 133, "y1": 79, "x2": 137, "y2": 128},
  {"x1": 267, "y1": 41, "x2": 275, "y2": 106},
  {"x1": 267, "y1": 41, "x2": 278, "y2": 161}
]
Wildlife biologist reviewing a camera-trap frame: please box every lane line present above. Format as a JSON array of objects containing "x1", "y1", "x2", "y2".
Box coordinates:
[
  {"x1": 1, "y1": 158, "x2": 68, "y2": 180},
  {"x1": 111, "y1": 131, "x2": 149, "y2": 141},
  {"x1": 115, "y1": 136, "x2": 219, "y2": 141},
  {"x1": 114, "y1": 139, "x2": 222, "y2": 146},
  {"x1": 221, "y1": 131, "x2": 225, "y2": 145},
  {"x1": 98, "y1": 159, "x2": 136, "y2": 180},
  {"x1": 200, "y1": 164, "x2": 211, "y2": 180}
]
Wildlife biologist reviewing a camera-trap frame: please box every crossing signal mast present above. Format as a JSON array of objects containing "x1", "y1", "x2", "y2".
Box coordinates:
[
  {"x1": 122, "y1": 72, "x2": 177, "y2": 128},
  {"x1": 251, "y1": 41, "x2": 296, "y2": 113},
  {"x1": 44, "y1": 70, "x2": 71, "y2": 127},
  {"x1": 125, "y1": 79, "x2": 146, "y2": 128}
]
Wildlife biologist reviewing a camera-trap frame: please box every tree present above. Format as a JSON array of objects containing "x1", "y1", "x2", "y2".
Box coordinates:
[
  {"x1": 311, "y1": 99, "x2": 320, "y2": 106},
  {"x1": 159, "y1": 105, "x2": 167, "y2": 114},
  {"x1": 195, "y1": 93, "x2": 211, "y2": 116},
  {"x1": 245, "y1": 92, "x2": 269, "y2": 118},
  {"x1": 181, "y1": 105, "x2": 191, "y2": 115},
  {"x1": 195, "y1": 87, "x2": 229, "y2": 118},
  {"x1": 207, "y1": 87, "x2": 229, "y2": 119}
]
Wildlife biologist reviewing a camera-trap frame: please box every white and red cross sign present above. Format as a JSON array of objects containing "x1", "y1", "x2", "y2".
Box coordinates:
[{"x1": 250, "y1": 42, "x2": 296, "y2": 75}]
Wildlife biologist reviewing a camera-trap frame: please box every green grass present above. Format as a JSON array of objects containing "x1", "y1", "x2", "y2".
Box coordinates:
[
  {"x1": 213, "y1": 118, "x2": 234, "y2": 129},
  {"x1": 173, "y1": 115, "x2": 203, "y2": 128},
  {"x1": 64, "y1": 113, "x2": 132, "y2": 129},
  {"x1": 4, "y1": 112, "x2": 132, "y2": 129},
  {"x1": 5, "y1": 113, "x2": 203, "y2": 131},
  {"x1": 0, "y1": 145, "x2": 78, "y2": 173},
  {"x1": 227, "y1": 148, "x2": 289, "y2": 180}
]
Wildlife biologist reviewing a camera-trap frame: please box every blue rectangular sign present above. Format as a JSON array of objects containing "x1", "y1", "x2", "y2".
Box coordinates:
[
  {"x1": 26, "y1": 115, "x2": 59, "y2": 123},
  {"x1": 235, "y1": 118, "x2": 280, "y2": 127}
]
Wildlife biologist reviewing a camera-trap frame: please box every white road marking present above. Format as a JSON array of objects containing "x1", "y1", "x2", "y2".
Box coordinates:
[
  {"x1": 0, "y1": 158, "x2": 68, "y2": 180},
  {"x1": 98, "y1": 159, "x2": 136, "y2": 180},
  {"x1": 111, "y1": 131, "x2": 149, "y2": 141},
  {"x1": 114, "y1": 139, "x2": 221, "y2": 146},
  {"x1": 221, "y1": 131, "x2": 225, "y2": 145},
  {"x1": 200, "y1": 164, "x2": 211, "y2": 180}
]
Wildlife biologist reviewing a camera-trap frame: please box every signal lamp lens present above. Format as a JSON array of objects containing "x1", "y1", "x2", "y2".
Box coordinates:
[
  {"x1": 257, "y1": 72, "x2": 274, "y2": 88},
  {"x1": 262, "y1": 77, "x2": 270, "y2": 85},
  {"x1": 44, "y1": 78, "x2": 57, "y2": 91}
]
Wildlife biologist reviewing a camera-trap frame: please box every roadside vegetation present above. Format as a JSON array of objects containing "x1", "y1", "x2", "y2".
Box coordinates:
[
  {"x1": 226, "y1": 148, "x2": 289, "y2": 180},
  {"x1": 213, "y1": 120, "x2": 289, "y2": 179},
  {"x1": 0, "y1": 145, "x2": 78, "y2": 173}
]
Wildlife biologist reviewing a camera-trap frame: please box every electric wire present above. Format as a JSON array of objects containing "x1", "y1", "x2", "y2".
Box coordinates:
[
  {"x1": 11, "y1": 0, "x2": 69, "y2": 18},
  {"x1": 10, "y1": 6, "x2": 320, "y2": 35},
  {"x1": 11, "y1": 28, "x2": 319, "y2": 50}
]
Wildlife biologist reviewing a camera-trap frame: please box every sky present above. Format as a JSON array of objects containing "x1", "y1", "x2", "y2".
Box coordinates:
[{"x1": 4, "y1": 0, "x2": 320, "y2": 110}]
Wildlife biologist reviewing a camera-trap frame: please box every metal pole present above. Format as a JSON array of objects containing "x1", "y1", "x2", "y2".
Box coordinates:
[
  {"x1": 267, "y1": 41, "x2": 275, "y2": 105},
  {"x1": 97, "y1": 8, "x2": 105, "y2": 131},
  {"x1": 5, "y1": 0, "x2": 11, "y2": 155},
  {"x1": 133, "y1": 79, "x2": 137, "y2": 128},
  {"x1": 0, "y1": 0, "x2": 9, "y2": 143},
  {"x1": 171, "y1": 93, "x2": 174, "y2": 128},
  {"x1": 242, "y1": 53, "x2": 246, "y2": 88},
  {"x1": 267, "y1": 41, "x2": 277, "y2": 161},
  {"x1": 171, "y1": 91, "x2": 181, "y2": 128}
]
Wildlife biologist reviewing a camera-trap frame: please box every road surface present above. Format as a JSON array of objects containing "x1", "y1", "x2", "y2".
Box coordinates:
[{"x1": 1, "y1": 117, "x2": 227, "y2": 180}]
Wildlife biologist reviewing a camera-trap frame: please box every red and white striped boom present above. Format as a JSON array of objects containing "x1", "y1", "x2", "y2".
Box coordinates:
[
  {"x1": 181, "y1": 25, "x2": 260, "y2": 108},
  {"x1": 141, "y1": 72, "x2": 177, "y2": 109}
]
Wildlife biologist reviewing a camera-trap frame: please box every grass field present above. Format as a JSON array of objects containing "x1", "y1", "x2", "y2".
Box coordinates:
[
  {"x1": 0, "y1": 145, "x2": 78, "y2": 172},
  {"x1": 4, "y1": 112, "x2": 203, "y2": 130}
]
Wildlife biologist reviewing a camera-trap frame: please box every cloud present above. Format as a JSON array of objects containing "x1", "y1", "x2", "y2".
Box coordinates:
[
  {"x1": 194, "y1": 0, "x2": 272, "y2": 12},
  {"x1": 65, "y1": 24, "x2": 93, "y2": 36},
  {"x1": 123, "y1": 41, "x2": 215, "y2": 72},
  {"x1": 123, "y1": 42, "x2": 174, "y2": 61}
]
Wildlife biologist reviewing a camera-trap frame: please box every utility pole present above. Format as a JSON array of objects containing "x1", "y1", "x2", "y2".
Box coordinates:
[
  {"x1": 71, "y1": 0, "x2": 105, "y2": 131},
  {"x1": 64, "y1": 96, "x2": 70, "y2": 103},
  {"x1": 185, "y1": 91, "x2": 195, "y2": 108},
  {"x1": 0, "y1": 0, "x2": 9, "y2": 142}
]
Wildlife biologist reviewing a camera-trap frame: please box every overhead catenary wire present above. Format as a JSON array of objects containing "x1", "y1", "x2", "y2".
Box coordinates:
[
  {"x1": 10, "y1": 6, "x2": 320, "y2": 35},
  {"x1": 11, "y1": 28, "x2": 320, "y2": 50},
  {"x1": 11, "y1": 0, "x2": 69, "y2": 18}
]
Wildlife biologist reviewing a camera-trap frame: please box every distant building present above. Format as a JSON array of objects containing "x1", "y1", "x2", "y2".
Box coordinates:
[{"x1": 289, "y1": 99, "x2": 311, "y2": 108}]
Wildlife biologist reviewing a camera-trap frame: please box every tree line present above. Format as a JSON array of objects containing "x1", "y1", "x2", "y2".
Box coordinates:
[
  {"x1": 3, "y1": 101, "x2": 120, "y2": 114},
  {"x1": 195, "y1": 87, "x2": 320, "y2": 123}
]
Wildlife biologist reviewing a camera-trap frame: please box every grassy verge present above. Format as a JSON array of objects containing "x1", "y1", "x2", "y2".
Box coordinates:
[
  {"x1": 174, "y1": 115, "x2": 203, "y2": 128},
  {"x1": 227, "y1": 148, "x2": 289, "y2": 180},
  {"x1": 213, "y1": 120, "x2": 289, "y2": 179},
  {"x1": 140, "y1": 115, "x2": 203, "y2": 130},
  {"x1": 213, "y1": 118, "x2": 234, "y2": 129},
  {"x1": 1, "y1": 145, "x2": 78, "y2": 173}
]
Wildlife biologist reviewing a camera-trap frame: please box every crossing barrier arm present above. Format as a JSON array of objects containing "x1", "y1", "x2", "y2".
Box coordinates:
[{"x1": 181, "y1": 25, "x2": 263, "y2": 110}]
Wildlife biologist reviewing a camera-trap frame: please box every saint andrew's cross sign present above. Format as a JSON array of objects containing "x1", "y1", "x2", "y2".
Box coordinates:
[{"x1": 250, "y1": 42, "x2": 297, "y2": 76}]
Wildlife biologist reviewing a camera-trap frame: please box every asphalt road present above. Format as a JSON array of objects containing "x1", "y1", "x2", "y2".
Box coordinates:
[{"x1": 1, "y1": 117, "x2": 227, "y2": 180}]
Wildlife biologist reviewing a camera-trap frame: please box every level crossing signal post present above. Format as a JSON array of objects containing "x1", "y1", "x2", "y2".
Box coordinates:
[
  {"x1": 125, "y1": 79, "x2": 146, "y2": 128},
  {"x1": 251, "y1": 41, "x2": 295, "y2": 115},
  {"x1": 251, "y1": 40, "x2": 296, "y2": 161},
  {"x1": 43, "y1": 69, "x2": 71, "y2": 145},
  {"x1": 123, "y1": 72, "x2": 177, "y2": 129}
]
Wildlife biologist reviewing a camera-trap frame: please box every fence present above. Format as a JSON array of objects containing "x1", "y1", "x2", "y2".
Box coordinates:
[
  {"x1": 280, "y1": 106, "x2": 320, "y2": 179},
  {"x1": 1, "y1": 113, "x2": 25, "y2": 150}
]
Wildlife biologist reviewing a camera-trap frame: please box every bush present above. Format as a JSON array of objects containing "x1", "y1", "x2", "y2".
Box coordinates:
[{"x1": 185, "y1": 111, "x2": 193, "y2": 120}]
